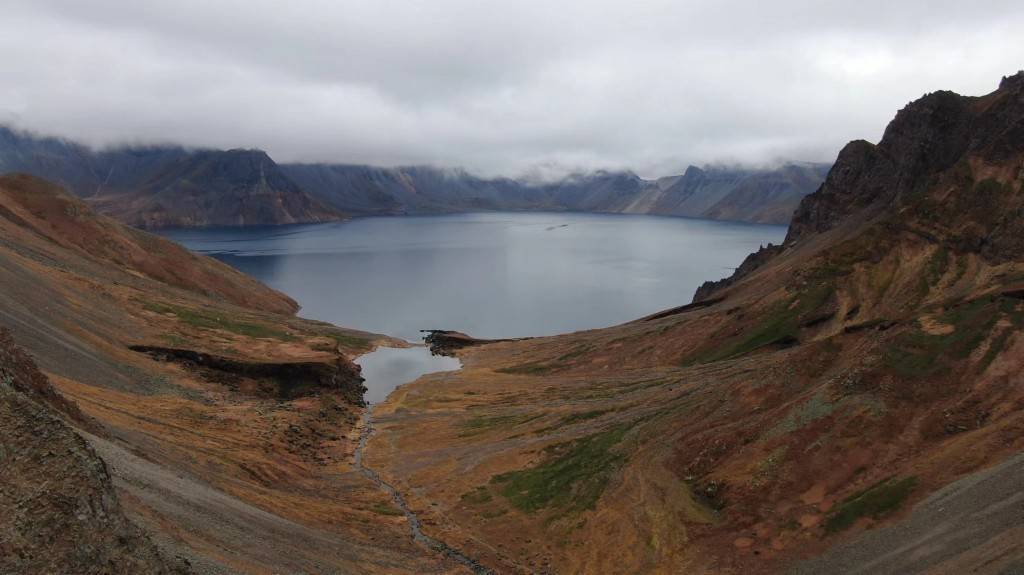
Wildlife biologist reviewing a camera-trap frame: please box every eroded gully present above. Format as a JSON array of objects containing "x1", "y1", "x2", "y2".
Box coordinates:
[{"x1": 354, "y1": 405, "x2": 494, "y2": 575}]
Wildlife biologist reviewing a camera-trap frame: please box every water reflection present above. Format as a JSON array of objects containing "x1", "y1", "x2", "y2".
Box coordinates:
[
  {"x1": 161, "y1": 213, "x2": 785, "y2": 341},
  {"x1": 355, "y1": 346, "x2": 462, "y2": 404}
]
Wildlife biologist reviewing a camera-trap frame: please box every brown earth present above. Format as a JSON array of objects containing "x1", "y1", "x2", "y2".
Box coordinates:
[
  {"x1": 4, "y1": 72, "x2": 1024, "y2": 574},
  {"x1": 363, "y1": 73, "x2": 1024, "y2": 573},
  {"x1": 0, "y1": 173, "x2": 466, "y2": 574}
]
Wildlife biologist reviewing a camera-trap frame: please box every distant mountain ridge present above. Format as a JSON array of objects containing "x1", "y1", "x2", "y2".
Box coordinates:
[
  {"x1": 0, "y1": 125, "x2": 828, "y2": 227},
  {"x1": 281, "y1": 161, "x2": 829, "y2": 224},
  {"x1": 0, "y1": 127, "x2": 342, "y2": 228}
]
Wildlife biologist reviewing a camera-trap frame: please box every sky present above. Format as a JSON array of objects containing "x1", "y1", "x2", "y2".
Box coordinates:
[{"x1": 1, "y1": 1, "x2": 1022, "y2": 178}]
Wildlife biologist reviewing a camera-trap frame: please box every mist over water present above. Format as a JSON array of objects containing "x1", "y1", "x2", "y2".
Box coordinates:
[{"x1": 162, "y1": 212, "x2": 786, "y2": 342}]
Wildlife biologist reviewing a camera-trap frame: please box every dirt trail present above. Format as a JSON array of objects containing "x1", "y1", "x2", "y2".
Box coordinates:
[{"x1": 355, "y1": 406, "x2": 494, "y2": 575}]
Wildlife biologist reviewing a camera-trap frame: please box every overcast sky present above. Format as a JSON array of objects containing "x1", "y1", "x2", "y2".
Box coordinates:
[{"x1": 1, "y1": 1, "x2": 1022, "y2": 178}]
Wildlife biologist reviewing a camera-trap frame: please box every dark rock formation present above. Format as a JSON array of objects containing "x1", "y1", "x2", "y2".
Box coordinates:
[
  {"x1": 700, "y1": 70, "x2": 1024, "y2": 303},
  {"x1": 0, "y1": 128, "x2": 342, "y2": 228},
  {"x1": 0, "y1": 329, "x2": 187, "y2": 575},
  {"x1": 285, "y1": 162, "x2": 829, "y2": 225},
  {"x1": 422, "y1": 330, "x2": 515, "y2": 356},
  {"x1": 693, "y1": 243, "x2": 784, "y2": 301},
  {"x1": 129, "y1": 345, "x2": 366, "y2": 404},
  {"x1": 89, "y1": 149, "x2": 344, "y2": 228},
  {"x1": 0, "y1": 124, "x2": 827, "y2": 226},
  {"x1": 787, "y1": 72, "x2": 1024, "y2": 247}
]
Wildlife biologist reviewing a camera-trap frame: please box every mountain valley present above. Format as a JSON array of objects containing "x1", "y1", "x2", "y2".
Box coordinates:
[{"x1": 1, "y1": 71, "x2": 1023, "y2": 575}]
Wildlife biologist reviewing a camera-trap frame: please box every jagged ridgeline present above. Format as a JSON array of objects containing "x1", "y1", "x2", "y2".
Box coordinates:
[{"x1": 0, "y1": 125, "x2": 828, "y2": 227}]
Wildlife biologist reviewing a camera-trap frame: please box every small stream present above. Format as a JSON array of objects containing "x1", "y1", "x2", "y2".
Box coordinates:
[{"x1": 352, "y1": 346, "x2": 492, "y2": 574}]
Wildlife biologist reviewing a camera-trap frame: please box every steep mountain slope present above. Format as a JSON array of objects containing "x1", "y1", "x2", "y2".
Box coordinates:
[
  {"x1": 623, "y1": 163, "x2": 831, "y2": 224},
  {"x1": 0, "y1": 174, "x2": 458, "y2": 574},
  {"x1": 284, "y1": 162, "x2": 829, "y2": 224},
  {"x1": 0, "y1": 128, "x2": 344, "y2": 228},
  {"x1": 1, "y1": 124, "x2": 824, "y2": 226},
  {"x1": 0, "y1": 126, "x2": 104, "y2": 195},
  {"x1": 0, "y1": 328, "x2": 185, "y2": 574},
  {"x1": 281, "y1": 163, "x2": 543, "y2": 214},
  {"x1": 88, "y1": 149, "x2": 344, "y2": 228},
  {"x1": 363, "y1": 73, "x2": 1024, "y2": 574}
]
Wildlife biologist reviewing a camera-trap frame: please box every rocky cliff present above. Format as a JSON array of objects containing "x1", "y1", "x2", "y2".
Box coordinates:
[
  {"x1": 88, "y1": 149, "x2": 344, "y2": 228},
  {"x1": 0, "y1": 128, "x2": 343, "y2": 228},
  {"x1": 1, "y1": 125, "x2": 825, "y2": 226}
]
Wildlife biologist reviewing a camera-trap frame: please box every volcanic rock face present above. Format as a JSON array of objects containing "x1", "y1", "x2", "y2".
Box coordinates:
[
  {"x1": 0, "y1": 329, "x2": 185, "y2": 575},
  {"x1": 130, "y1": 345, "x2": 367, "y2": 404},
  {"x1": 88, "y1": 149, "x2": 344, "y2": 228},
  {"x1": 284, "y1": 161, "x2": 829, "y2": 224},
  {"x1": 1, "y1": 125, "x2": 827, "y2": 226},
  {"x1": 0, "y1": 128, "x2": 343, "y2": 228},
  {"x1": 787, "y1": 72, "x2": 1024, "y2": 247}
]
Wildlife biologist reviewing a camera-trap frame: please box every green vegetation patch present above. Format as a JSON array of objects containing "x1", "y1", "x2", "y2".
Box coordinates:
[
  {"x1": 767, "y1": 390, "x2": 836, "y2": 438},
  {"x1": 460, "y1": 486, "x2": 494, "y2": 505},
  {"x1": 557, "y1": 345, "x2": 594, "y2": 362},
  {"x1": 533, "y1": 406, "x2": 624, "y2": 435},
  {"x1": 322, "y1": 331, "x2": 372, "y2": 352},
  {"x1": 369, "y1": 501, "x2": 404, "y2": 516},
  {"x1": 688, "y1": 282, "x2": 834, "y2": 365},
  {"x1": 560, "y1": 408, "x2": 617, "y2": 425},
  {"x1": 491, "y1": 424, "x2": 631, "y2": 513},
  {"x1": 749, "y1": 445, "x2": 788, "y2": 487},
  {"x1": 458, "y1": 412, "x2": 544, "y2": 437},
  {"x1": 925, "y1": 246, "x2": 949, "y2": 284},
  {"x1": 144, "y1": 302, "x2": 295, "y2": 341},
  {"x1": 884, "y1": 297, "x2": 1023, "y2": 378},
  {"x1": 825, "y1": 476, "x2": 918, "y2": 533},
  {"x1": 495, "y1": 361, "x2": 560, "y2": 375}
]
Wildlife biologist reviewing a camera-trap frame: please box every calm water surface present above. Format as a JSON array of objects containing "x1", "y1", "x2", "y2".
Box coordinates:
[
  {"x1": 354, "y1": 347, "x2": 461, "y2": 403},
  {"x1": 163, "y1": 212, "x2": 785, "y2": 340},
  {"x1": 162, "y1": 212, "x2": 785, "y2": 401}
]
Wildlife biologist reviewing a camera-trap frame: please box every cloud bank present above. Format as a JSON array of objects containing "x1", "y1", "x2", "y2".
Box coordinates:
[{"x1": 1, "y1": 0, "x2": 1022, "y2": 177}]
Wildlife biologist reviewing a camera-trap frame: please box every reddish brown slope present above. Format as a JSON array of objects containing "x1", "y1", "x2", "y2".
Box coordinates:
[
  {"x1": 365, "y1": 73, "x2": 1024, "y2": 574},
  {"x1": 0, "y1": 173, "x2": 298, "y2": 314},
  {"x1": 0, "y1": 174, "x2": 459, "y2": 574}
]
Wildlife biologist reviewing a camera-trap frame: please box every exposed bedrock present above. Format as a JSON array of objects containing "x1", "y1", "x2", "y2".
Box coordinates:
[{"x1": 129, "y1": 345, "x2": 366, "y2": 404}]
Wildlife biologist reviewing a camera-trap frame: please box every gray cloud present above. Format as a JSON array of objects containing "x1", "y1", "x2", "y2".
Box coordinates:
[{"x1": 1, "y1": 0, "x2": 1022, "y2": 177}]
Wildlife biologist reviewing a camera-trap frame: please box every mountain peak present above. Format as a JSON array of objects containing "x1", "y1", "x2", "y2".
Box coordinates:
[
  {"x1": 999, "y1": 70, "x2": 1024, "y2": 91},
  {"x1": 682, "y1": 165, "x2": 705, "y2": 178}
]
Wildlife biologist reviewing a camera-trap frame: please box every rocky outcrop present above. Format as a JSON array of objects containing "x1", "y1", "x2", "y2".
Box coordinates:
[
  {"x1": 0, "y1": 330, "x2": 187, "y2": 575},
  {"x1": 422, "y1": 330, "x2": 516, "y2": 356},
  {"x1": 129, "y1": 345, "x2": 366, "y2": 404},
  {"x1": 698, "y1": 70, "x2": 1024, "y2": 303},
  {"x1": 693, "y1": 243, "x2": 783, "y2": 301},
  {"x1": 787, "y1": 71, "x2": 1024, "y2": 247}
]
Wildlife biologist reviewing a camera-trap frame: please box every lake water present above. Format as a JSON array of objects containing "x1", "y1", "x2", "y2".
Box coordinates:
[
  {"x1": 162, "y1": 212, "x2": 785, "y2": 402},
  {"x1": 162, "y1": 212, "x2": 785, "y2": 340},
  {"x1": 354, "y1": 346, "x2": 462, "y2": 403}
]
